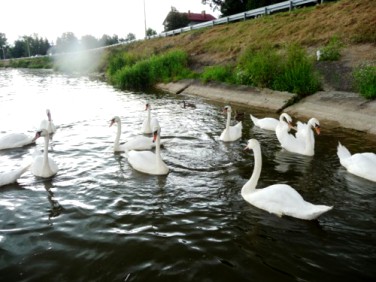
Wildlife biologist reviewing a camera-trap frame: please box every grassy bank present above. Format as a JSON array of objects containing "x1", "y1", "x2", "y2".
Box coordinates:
[{"x1": 1, "y1": 0, "x2": 375, "y2": 98}]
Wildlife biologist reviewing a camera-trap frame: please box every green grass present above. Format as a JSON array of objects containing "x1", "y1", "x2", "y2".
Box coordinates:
[
  {"x1": 234, "y1": 44, "x2": 321, "y2": 96},
  {"x1": 107, "y1": 49, "x2": 192, "y2": 90},
  {"x1": 319, "y1": 36, "x2": 343, "y2": 61},
  {"x1": 200, "y1": 65, "x2": 235, "y2": 84},
  {"x1": 353, "y1": 65, "x2": 376, "y2": 99}
]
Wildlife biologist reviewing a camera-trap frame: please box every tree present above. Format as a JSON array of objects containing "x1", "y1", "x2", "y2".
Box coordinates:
[
  {"x1": 0, "y1": 33, "x2": 8, "y2": 59},
  {"x1": 55, "y1": 32, "x2": 79, "y2": 53},
  {"x1": 146, "y1": 28, "x2": 157, "y2": 37},
  {"x1": 163, "y1": 7, "x2": 190, "y2": 32},
  {"x1": 125, "y1": 33, "x2": 136, "y2": 42},
  {"x1": 81, "y1": 35, "x2": 99, "y2": 50},
  {"x1": 202, "y1": 0, "x2": 286, "y2": 16}
]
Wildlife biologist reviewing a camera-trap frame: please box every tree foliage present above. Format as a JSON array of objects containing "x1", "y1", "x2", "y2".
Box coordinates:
[
  {"x1": 164, "y1": 7, "x2": 190, "y2": 32},
  {"x1": 202, "y1": 0, "x2": 286, "y2": 16},
  {"x1": 146, "y1": 28, "x2": 157, "y2": 37}
]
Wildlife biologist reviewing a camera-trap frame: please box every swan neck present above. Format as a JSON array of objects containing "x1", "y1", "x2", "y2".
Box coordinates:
[
  {"x1": 115, "y1": 121, "x2": 121, "y2": 149},
  {"x1": 43, "y1": 135, "x2": 50, "y2": 170},
  {"x1": 242, "y1": 145, "x2": 262, "y2": 195},
  {"x1": 226, "y1": 111, "x2": 231, "y2": 129}
]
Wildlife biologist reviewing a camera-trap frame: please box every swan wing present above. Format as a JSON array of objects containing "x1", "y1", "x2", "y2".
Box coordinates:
[
  {"x1": 251, "y1": 115, "x2": 279, "y2": 131},
  {"x1": 221, "y1": 122, "x2": 242, "y2": 142},
  {"x1": 124, "y1": 135, "x2": 155, "y2": 151},
  {"x1": 345, "y1": 152, "x2": 376, "y2": 182},
  {"x1": 128, "y1": 151, "x2": 156, "y2": 174},
  {"x1": 0, "y1": 164, "x2": 31, "y2": 186},
  {"x1": 246, "y1": 184, "x2": 332, "y2": 220},
  {"x1": 0, "y1": 133, "x2": 34, "y2": 150}
]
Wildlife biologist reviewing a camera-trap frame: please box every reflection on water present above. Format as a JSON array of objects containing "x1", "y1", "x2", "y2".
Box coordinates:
[{"x1": 0, "y1": 68, "x2": 376, "y2": 281}]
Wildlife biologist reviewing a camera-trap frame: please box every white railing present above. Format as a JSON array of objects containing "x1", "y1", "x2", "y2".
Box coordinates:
[{"x1": 152, "y1": 0, "x2": 319, "y2": 38}]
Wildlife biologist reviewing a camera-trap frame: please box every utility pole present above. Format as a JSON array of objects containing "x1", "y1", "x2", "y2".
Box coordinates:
[{"x1": 144, "y1": 0, "x2": 147, "y2": 38}]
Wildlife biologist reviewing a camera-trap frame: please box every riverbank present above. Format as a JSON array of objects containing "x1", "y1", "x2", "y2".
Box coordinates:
[{"x1": 156, "y1": 80, "x2": 376, "y2": 135}]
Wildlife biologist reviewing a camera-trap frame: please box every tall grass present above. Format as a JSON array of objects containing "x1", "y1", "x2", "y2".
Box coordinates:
[
  {"x1": 235, "y1": 44, "x2": 321, "y2": 96},
  {"x1": 273, "y1": 45, "x2": 321, "y2": 96},
  {"x1": 107, "y1": 50, "x2": 192, "y2": 90},
  {"x1": 319, "y1": 36, "x2": 343, "y2": 61},
  {"x1": 200, "y1": 65, "x2": 235, "y2": 84},
  {"x1": 353, "y1": 65, "x2": 376, "y2": 99}
]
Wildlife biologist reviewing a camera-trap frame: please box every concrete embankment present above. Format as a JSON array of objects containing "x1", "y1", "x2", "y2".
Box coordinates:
[{"x1": 156, "y1": 80, "x2": 376, "y2": 135}]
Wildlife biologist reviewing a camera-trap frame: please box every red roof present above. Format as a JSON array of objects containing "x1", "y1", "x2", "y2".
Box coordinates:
[{"x1": 186, "y1": 11, "x2": 216, "y2": 22}]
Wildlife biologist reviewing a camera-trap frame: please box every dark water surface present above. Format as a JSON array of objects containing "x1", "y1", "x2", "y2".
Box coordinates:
[{"x1": 0, "y1": 69, "x2": 375, "y2": 281}]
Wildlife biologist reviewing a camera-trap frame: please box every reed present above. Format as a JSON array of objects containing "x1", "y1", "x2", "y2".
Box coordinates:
[{"x1": 353, "y1": 65, "x2": 376, "y2": 99}]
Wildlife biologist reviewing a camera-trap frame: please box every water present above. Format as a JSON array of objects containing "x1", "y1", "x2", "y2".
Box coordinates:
[{"x1": 0, "y1": 68, "x2": 375, "y2": 281}]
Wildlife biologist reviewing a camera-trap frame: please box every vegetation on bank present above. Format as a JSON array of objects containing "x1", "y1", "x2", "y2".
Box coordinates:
[
  {"x1": 0, "y1": 56, "x2": 53, "y2": 69},
  {"x1": 1, "y1": 0, "x2": 375, "y2": 99}
]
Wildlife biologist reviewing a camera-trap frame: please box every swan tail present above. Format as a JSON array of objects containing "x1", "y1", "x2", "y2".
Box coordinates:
[
  {"x1": 250, "y1": 115, "x2": 258, "y2": 126},
  {"x1": 307, "y1": 205, "x2": 333, "y2": 220},
  {"x1": 337, "y1": 142, "x2": 351, "y2": 161}
]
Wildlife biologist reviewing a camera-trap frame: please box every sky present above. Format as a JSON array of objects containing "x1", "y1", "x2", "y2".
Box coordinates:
[{"x1": 1, "y1": 0, "x2": 220, "y2": 45}]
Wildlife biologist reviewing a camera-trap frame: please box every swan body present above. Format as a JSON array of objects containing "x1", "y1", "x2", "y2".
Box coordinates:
[
  {"x1": 220, "y1": 106, "x2": 242, "y2": 142},
  {"x1": 0, "y1": 132, "x2": 35, "y2": 150},
  {"x1": 39, "y1": 109, "x2": 56, "y2": 136},
  {"x1": 277, "y1": 117, "x2": 320, "y2": 156},
  {"x1": 31, "y1": 129, "x2": 58, "y2": 178},
  {"x1": 127, "y1": 119, "x2": 169, "y2": 175},
  {"x1": 142, "y1": 103, "x2": 152, "y2": 134},
  {"x1": 337, "y1": 142, "x2": 376, "y2": 182},
  {"x1": 110, "y1": 116, "x2": 158, "y2": 152},
  {"x1": 250, "y1": 114, "x2": 279, "y2": 131},
  {"x1": 242, "y1": 139, "x2": 332, "y2": 220},
  {"x1": 0, "y1": 163, "x2": 31, "y2": 186}
]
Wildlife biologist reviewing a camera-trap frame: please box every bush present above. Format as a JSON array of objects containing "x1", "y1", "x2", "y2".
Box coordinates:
[
  {"x1": 237, "y1": 46, "x2": 281, "y2": 87},
  {"x1": 319, "y1": 36, "x2": 343, "y2": 61},
  {"x1": 200, "y1": 65, "x2": 235, "y2": 84},
  {"x1": 107, "y1": 50, "x2": 192, "y2": 90},
  {"x1": 236, "y1": 44, "x2": 321, "y2": 96},
  {"x1": 273, "y1": 45, "x2": 321, "y2": 96},
  {"x1": 353, "y1": 65, "x2": 376, "y2": 99}
]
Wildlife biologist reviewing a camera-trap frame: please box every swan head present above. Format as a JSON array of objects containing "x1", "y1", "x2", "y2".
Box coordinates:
[
  {"x1": 223, "y1": 105, "x2": 232, "y2": 113},
  {"x1": 46, "y1": 109, "x2": 52, "y2": 120},
  {"x1": 145, "y1": 102, "x2": 151, "y2": 111},
  {"x1": 308, "y1": 118, "x2": 320, "y2": 135},
  {"x1": 244, "y1": 139, "x2": 260, "y2": 151},
  {"x1": 109, "y1": 116, "x2": 120, "y2": 127},
  {"x1": 151, "y1": 119, "x2": 161, "y2": 143},
  {"x1": 33, "y1": 129, "x2": 48, "y2": 141}
]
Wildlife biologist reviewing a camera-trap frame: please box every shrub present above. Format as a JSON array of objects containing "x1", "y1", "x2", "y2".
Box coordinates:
[
  {"x1": 273, "y1": 45, "x2": 321, "y2": 96},
  {"x1": 107, "y1": 50, "x2": 192, "y2": 90},
  {"x1": 200, "y1": 65, "x2": 235, "y2": 84},
  {"x1": 237, "y1": 46, "x2": 281, "y2": 87},
  {"x1": 319, "y1": 36, "x2": 343, "y2": 61},
  {"x1": 353, "y1": 65, "x2": 376, "y2": 99}
]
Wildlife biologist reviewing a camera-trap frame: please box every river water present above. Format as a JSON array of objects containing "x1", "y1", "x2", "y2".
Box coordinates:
[{"x1": 0, "y1": 68, "x2": 375, "y2": 281}]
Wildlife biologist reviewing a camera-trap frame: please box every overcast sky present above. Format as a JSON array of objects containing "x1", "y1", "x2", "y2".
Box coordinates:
[{"x1": 0, "y1": 0, "x2": 220, "y2": 44}]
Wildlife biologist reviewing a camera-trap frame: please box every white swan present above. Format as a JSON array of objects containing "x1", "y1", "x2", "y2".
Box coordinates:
[
  {"x1": 31, "y1": 129, "x2": 58, "y2": 178},
  {"x1": 0, "y1": 132, "x2": 36, "y2": 150},
  {"x1": 250, "y1": 114, "x2": 279, "y2": 131},
  {"x1": 337, "y1": 142, "x2": 376, "y2": 182},
  {"x1": 127, "y1": 119, "x2": 169, "y2": 175},
  {"x1": 0, "y1": 162, "x2": 31, "y2": 187},
  {"x1": 141, "y1": 102, "x2": 152, "y2": 134},
  {"x1": 220, "y1": 105, "x2": 242, "y2": 142},
  {"x1": 242, "y1": 139, "x2": 332, "y2": 220},
  {"x1": 110, "y1": 116, "x2": 158, "y2": 152},
  {"x1": 275, "y1": 113, "x2": 294, "y2": 143},
  {"x1": 276, "y1": 117, "x2": 320, "y2": 156},
  {"x1": 39, "y1": 109, "x2": 57, "y2": 136}
]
